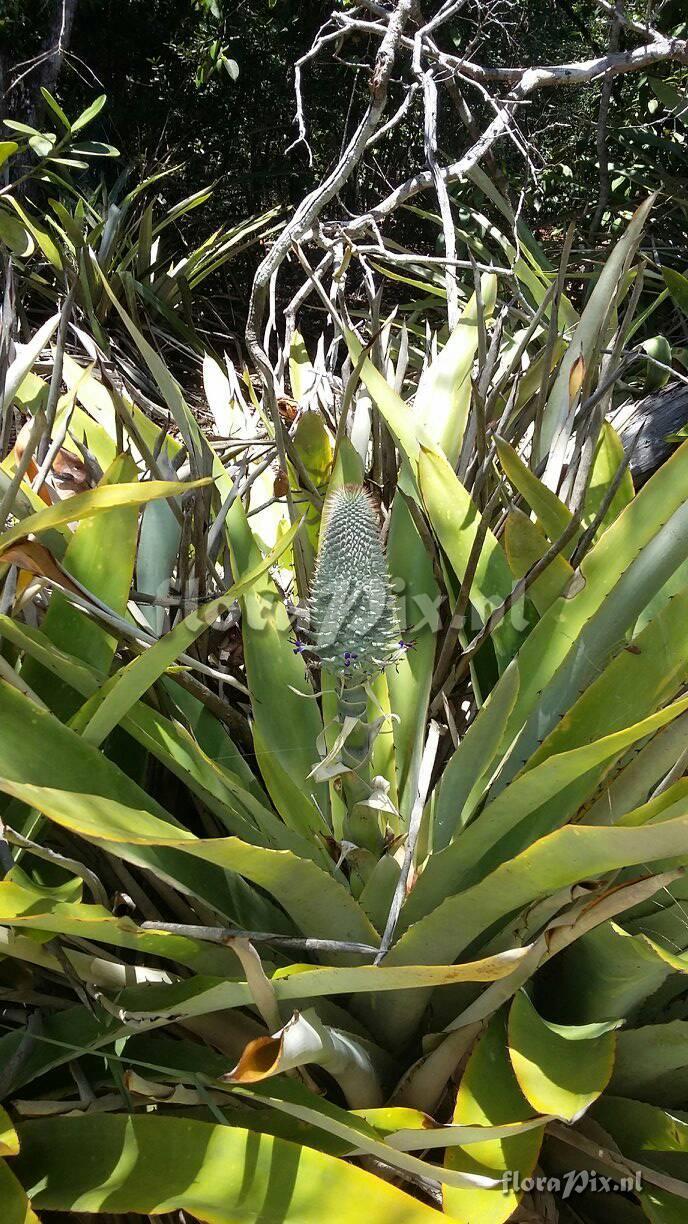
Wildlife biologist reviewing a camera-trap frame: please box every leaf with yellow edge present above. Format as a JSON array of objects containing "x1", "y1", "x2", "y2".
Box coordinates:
[
  {"x1": 0, "y1": 476, "x2": 210, "y2": 556},
  {"x1": 13, "y1": 1114, "x2": 445, "y2": 1223},
  {"x1": 0, "y1": 1158, "x2": 39, "y2": 1224},
  {"x1": 507, "y1": 990, "x2": 617, "y2": 1122},
  {"x1": 0, "y1": 1107, "x2": 19, "y2": 1158},
  {"x1": 503, "y1": 507, "x2": 572, "y2": 614},
  {"x1": 444, "y1": 1011, "x2": 544, "y2": 1224}
]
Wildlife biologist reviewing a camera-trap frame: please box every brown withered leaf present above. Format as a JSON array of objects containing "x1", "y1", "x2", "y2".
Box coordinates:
[
  {"x1": 0, "y1": 539, "x2": 81, "y2": 594},
  {"x1": 273, "y1": 468, "x2": 289, "y2": 498},
  {"x1": 277, "y1": 395, "x2": 298, "y2": 423},
  {"x1": 568, "y1": 353, "x2": 586, "y2": 405}
]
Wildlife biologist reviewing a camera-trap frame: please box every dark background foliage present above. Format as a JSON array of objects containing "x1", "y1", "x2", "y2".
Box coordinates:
[
  {"x1": 1, "y1": 0, "x2": 686, "y2": 342},
  {"x1": 1, "y1": 1, "x2": 682, "y2": 226}
]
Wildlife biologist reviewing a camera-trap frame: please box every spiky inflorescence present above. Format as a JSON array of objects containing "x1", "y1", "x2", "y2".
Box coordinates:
[{"x1": 308, "y1": 486, "x2": 401, "y2": 677}]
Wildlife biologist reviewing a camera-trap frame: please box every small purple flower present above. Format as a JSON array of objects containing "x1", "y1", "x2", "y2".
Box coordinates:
[
  {"x1": 398, "y1": 638, "x2": 416, "y2": 653},
  {"x1": 343, "y1": 650, "x2": 359, "y2": 667},
  {"x1": 290, "y1": 634, "x2": 307, "y2": 655}
]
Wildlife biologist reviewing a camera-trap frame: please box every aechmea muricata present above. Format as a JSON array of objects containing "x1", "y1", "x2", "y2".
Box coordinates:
[{"x1": 308, "y1": 486, "x2": 401, "y2": 678}]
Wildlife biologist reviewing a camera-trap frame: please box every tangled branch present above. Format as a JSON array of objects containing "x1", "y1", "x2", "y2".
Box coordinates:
[{"x1": 246, "y1": 0, "x2": 688, "y2": 393}]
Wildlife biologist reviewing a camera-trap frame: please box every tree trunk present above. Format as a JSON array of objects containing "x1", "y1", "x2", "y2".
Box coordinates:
[
  {"x1": 36, "y1": 0, "x2": 79, "y2": 103},
  {"x1": 4, "y1": 0, "x2": 79, "y2": 131}
]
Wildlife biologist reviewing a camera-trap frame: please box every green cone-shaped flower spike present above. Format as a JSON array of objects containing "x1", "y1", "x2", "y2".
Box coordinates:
[{"x1": 309, "y1": 486, "x2": 401, "y2": 678}]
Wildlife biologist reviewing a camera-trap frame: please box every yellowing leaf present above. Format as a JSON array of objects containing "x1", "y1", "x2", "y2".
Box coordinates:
[
  {"x1": 14, "y1": 1114, "x2": 444, "y2": 1223},
  {"x1": 568, "y1": 352, "x2": 585, "y2": 404},
  {"x1": 0, "y1": 476, "x2": 210, "y2": 557},
  {"x1": 444, "y1": 1011, "x2": 544, "y2": 1224},
  {"x1": 0, "y1": 1107, "x2": 19, "y2": 1158},
  {"x1": 503, "y1": 508, "x2": 572, "y2": 614},
  {"x1": 508, "y1": 990, "x2": 617, "y2": 1121}
]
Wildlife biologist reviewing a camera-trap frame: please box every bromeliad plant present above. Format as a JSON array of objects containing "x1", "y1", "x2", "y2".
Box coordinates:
[
  {"x1": 3, "y1": 196, "x2": 688, "y2": 1224},
  {"x1": 0, "y1": 89, "x2": 281, "y2": 368}
]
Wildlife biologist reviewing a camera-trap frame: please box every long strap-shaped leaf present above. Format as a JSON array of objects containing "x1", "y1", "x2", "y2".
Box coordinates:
[
  {"x1": 430, "y1": 664, "x2": 520, "y2": 850},
  {"x1": 491, "y1": 435, "x2": 688, "y2": 786},
  {"x1": 224, "y1": 494, "x2": 329, "y2": 827},
  {"x1": 0, "y1": 616, "x2": 330, "y2": 866},
  {"x1": 418, "y1": 446, "x2": 523, "y2": 668},
  {"x1": 108, "y1": 946, "x2": 534, "y2": 1023},
  {"x1": 94, "y1": 261, "x2": 213, "y2": 468},
  {"x1": 343, "y1": 327, "x2": 422, "y2": 477},
  {"x1": 1, "y1": 313, "x2": 60, "y2": 414},
  {"x1": 13, "y1": 1114, "x2": 447, "y2": 1221},
  {"x1": 538, "y1": 196, "x2": 653, "y2": 473},
  {"x1": 0, "y1": 779, "x2": 379, "y2": 947},
  {"x1": 0, "y1": 682, "x2": 286, "y2": 932},
  {"x1": 405, "y1": 691, "x2": 688, "y2": 930},
  {"x1": 415, "y1": 275, "x2": 497, "y2": 466},
  {"x1": 496, "y1": 436, "x2": 571, "y2": 541},
  {"x1": 0, "y1": 476, "x2": 210, "y2": 556},
  {"x1": 78, "y1": 516, "x2": 304, "y2": 746},
  {"x1": 362, "y1": 794, "x2": 688, "y2": 1047},
  {"x1": 0, "y1": 877, "x2": 237, "y2": 976},
  {"x1": 21, "y1": 453, "x2": 140, "y2": 718}
]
